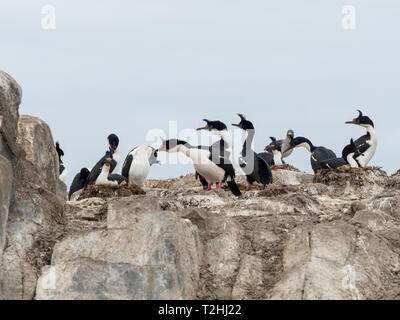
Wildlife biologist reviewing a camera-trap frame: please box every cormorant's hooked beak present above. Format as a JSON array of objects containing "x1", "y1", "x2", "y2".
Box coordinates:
[
  {"x1": 158, "y1": 137, "x2": 166, "y2": 151},
  {"x1": 104, "y1": 157, "x2": 112, "y2": 167},
  {"x1": 346, "y1": 110, "x2": 362, "y2": 125},
  {"x1": 264, "y1": 144, "x2": 272, "y2": 152},
  {"x1": 197, "y1": 119, "x2": 210, "y2": 131},
  {"x1": 345, "y1": 118, "x2": 358, "y2": 125},
  {"x1": 196, "y1": 124, "x2": 209, "y2": 131},
  {"x1": 231, "y1": 123, "x2": 241, "y2": 128}
]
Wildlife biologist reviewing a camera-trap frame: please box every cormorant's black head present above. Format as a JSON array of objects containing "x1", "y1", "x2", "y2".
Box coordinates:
[
  {"x1": 232, "y1": 114, "x2": 254, "y2": 130},
  {"x1": 108, "y1": 134, "x2": 119, "y2": 151},
  {"x1": 158, "y1": 138, "x2": 189, "y2": 152},
  {"x1": 345, "y1": 110, "x2": 374, "y2": 128},
  {"x1": 80, "y1": 168, "x2": 90, "y2": 179},
  {"x1": 269, "y1": 137, "x2": 282, "y2": 152},
  {"x1": 55, "y1": 142, "x2": 64, "y2": 158},
  {"x1": 197, "y1": 119, "x2": 228, "y2": 132},
  {"x1": 342, "y1": 138, "x2": 364, "y2": 160},
  {"x1": 288, "y1": 136, "x2": 314, "y2": 152}
]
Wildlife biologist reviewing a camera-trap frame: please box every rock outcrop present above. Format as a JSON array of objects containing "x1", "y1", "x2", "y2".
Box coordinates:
[
  {"x1": 2, "y1": 70, "x2": 400, "y2": 300},
  {"x1": 35, "y1": 167, "x2": 400, "y2": 300},
  {"x1": 36, "y1": 196, "x2": 201, "y2": 299},
  {"x1": 0, "y1": 71, "x2": 65, "y2": 300}
]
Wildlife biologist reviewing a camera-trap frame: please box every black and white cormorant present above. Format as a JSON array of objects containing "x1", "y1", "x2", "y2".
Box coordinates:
[
  {"x1": 288, "y1": 136, "x2": 337, "y2": 173},
  {"x1": 264, "y1": 130, "x2": 294, "y2": 159},
  {"x1": 195, "y1": 138, "x2": 226, "y2": 190},
  {"x1": 158, "y1": 137, "x2": 242, "y2": 196},
  {"x1": 107, "y1": 134, "x2": 121, "y2": 173},
  {"x1": 196, "y1": 119, "x2": 234, "y2": 189},
  {"x1": 56, "y1": 142, "x2": 67, "y2": 183},
  {"x1": 258, "y1": 137, "x2": 284, "y2": 166},
  {"x1": 68, "y1": 168, "x2": 90, "y2": 200},
  {"x1": 86, "y1": 134, "x2": 120, "y2": 185},
  {"x1": 96, "y1": 157, "x2": 128, "y2": 185},
  {"x1": 345, "y1": 109, "x2": 378, "y2": 167},
  {"x1": 121, "y1": 146, "x2": 159, "y2": 187},
  {"x1": 320, "y1": 138, "x2": 363, "y2": 169},
  {"x1": 232, "y1": 114, "x2": 273, "y2": 190}
]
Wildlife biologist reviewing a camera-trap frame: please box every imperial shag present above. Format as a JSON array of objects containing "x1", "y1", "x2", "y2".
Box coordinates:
[
  {"x1": 56, "y1": 142, "x2": 67, "y2": 183},
  {"x1": 86, "y1": 134, "x2": 120, "y2": 185},
  {"x1": 288, "y1": 136, "x2": 337, "y2": 173},
  {"x1": 232, "y1": 114, "x2": 273, "y2": 190},
  {"x1": 68, "y1": 168, "x2": 90, "y2": 200},
  {"x1": 258, "y1": 137, "x2": 283, "y2": 166},
  {"x1": 320, "y1": 138, "x2": 363, "y2": 169},
  {"x1": 158, "y1": 137, "x2": 241, "y2": 196},
  {"x1": 345, "y1": 109, "x2": 378, "y2": 167},
  {"x1": 95, "y1": 157, "x2": 128, "y2": 185},
  {"x1": 264, "y1": 130, "x2": 294, "y2": 159},
  {"x1": 196, "y1": 119, "x2": 235, "y2": 190},
  {"x1": 121, "y1": 146, "x2": 159, "y2": 187}
]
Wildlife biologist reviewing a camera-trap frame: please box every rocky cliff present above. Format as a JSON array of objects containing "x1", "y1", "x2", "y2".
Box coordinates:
[{"x1": 1, "y1": 71, "x2": 400, "y2": 300}]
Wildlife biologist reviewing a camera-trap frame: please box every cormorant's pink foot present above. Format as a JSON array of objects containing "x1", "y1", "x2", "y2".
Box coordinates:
[
  {"x1": 207, "y1": 183, "x2": 212, "y2": 191},
  {"x1": 216, "y1": 181, "x2": 222, "y2": 189},
  {"x1": 246, "y1": 182, "x2": 252, "y2": 191}
]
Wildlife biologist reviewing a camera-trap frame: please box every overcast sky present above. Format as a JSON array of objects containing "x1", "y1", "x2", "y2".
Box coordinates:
[{"x1": 1, "y1": 1, "x2": 399, "y2": 186}]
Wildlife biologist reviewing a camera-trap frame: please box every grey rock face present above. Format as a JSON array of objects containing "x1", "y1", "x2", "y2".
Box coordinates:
[
  {"x1": 269, "y1": 219, "x2": 400, "y2": 300},
  {"x1": 0, "y1": 154, "x2": 13, "y2": 261},
  {"x1": 36, "y1": 196, "x2": 202, "y2": 300},
  {"x1": 0, "y1": 71, "x2": 22, "y2": 152},
  {"x1": 0, "y1": 72, "x2": 66, "y2": 300},
  {"x1": 17, "y1": 115, "x2": 59, "y2": 193}
]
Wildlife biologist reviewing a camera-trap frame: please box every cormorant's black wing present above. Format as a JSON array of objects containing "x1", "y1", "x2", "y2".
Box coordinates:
[
  {"x1": 311, "y1": 147, "x2": 337, "y2": 173},
  {"x1": 208, "y1": 140, "x2": 235, "y2": 178},
  {"x1": 353, "y1": 133, "x2": 371, "y2": 154},
  {"x1": 108, "y1": 174, "x2": 128, "y2": 184},
  {"x1": 313, "y1": 147, "x2": 337, "y2": 162},
  {"x1": 87, "y1": 160, "x2": 103, "y2": 185},
  {"x1": 209, "y1": 139, "x2": 234, "y2": 164},
  {"x1": 320, "y1": 157, "x2": 347, "y2": 169},
  {"x1": 257, "y1": 152, "x2": 274, "y2": 166},
  {"x1": 122, "y1": 154, "x2": 133, "y2": 180},
  {"x1": 255, "y1": 153, "x2": 273, "y2": 186},
  {"x1": 69, "y1": 172, "x2": 85, "y2": 200}
]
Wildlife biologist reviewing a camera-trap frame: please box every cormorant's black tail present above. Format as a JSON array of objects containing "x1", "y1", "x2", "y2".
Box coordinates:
[{"x1": 227, "y1": 180, "x2": 242, "y2": 196}]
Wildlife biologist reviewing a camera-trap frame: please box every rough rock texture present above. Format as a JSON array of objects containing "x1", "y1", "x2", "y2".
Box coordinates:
[
  {"x1": 33, "y1": 166, "x2": 400, "y2": 300},
  {"x1": 0, "y1": 71, "x2": 66, "y2": 300},
  {"x1": 0, "y1": 71, "x2": 21, "y2": 153},
  {"x1": 36, "y1": 196, "x2": 201, "y2": 300},
  {"x1": 0, "y1": 154, "x2": 13, "y2": 260},
  {"x1": 17, "y1": 115, "x2": 59, "y2": 193}
]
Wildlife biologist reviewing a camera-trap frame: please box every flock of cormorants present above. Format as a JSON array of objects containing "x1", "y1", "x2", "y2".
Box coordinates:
[{"x1": 56, "y1": 109, "x2": 377, "y2": 199}]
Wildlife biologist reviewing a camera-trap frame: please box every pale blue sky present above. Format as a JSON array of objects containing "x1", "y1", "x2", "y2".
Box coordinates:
[{"x1": 1, "y1": 1, "x2": 399, "y2": 186}]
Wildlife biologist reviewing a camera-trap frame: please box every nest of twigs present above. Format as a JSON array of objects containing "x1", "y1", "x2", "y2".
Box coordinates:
[{"x1": 78, "y1": 183, "x2": 145, "y2": 200}]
